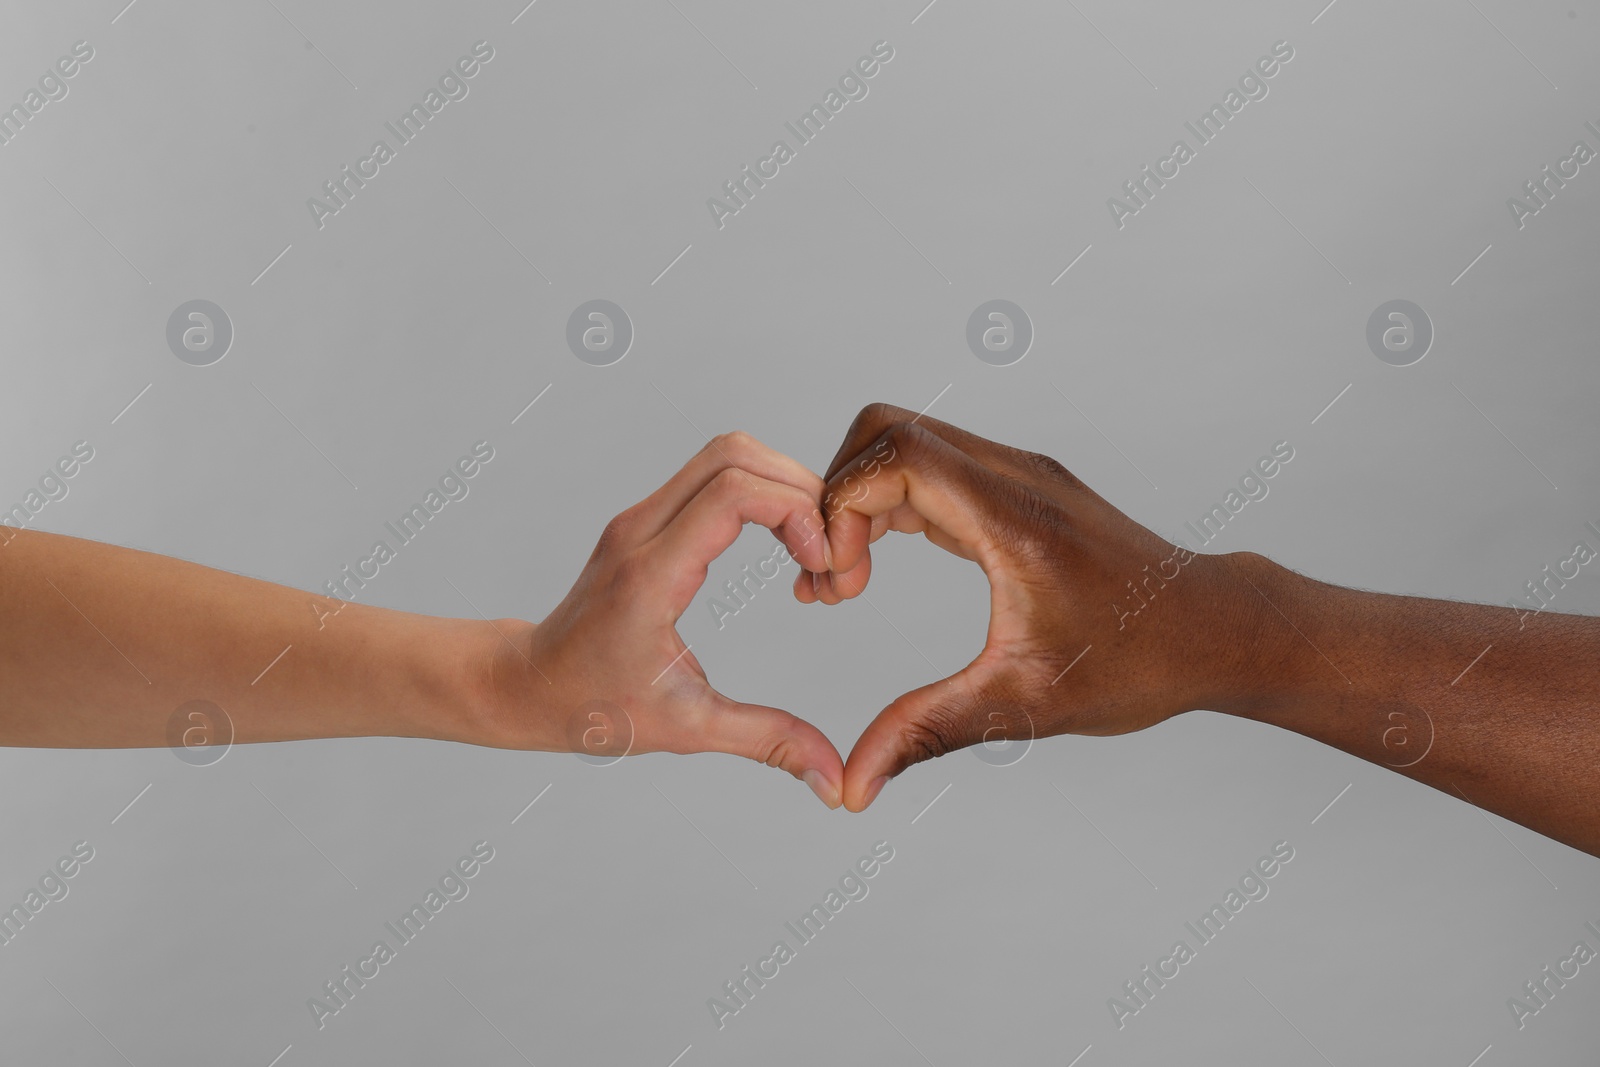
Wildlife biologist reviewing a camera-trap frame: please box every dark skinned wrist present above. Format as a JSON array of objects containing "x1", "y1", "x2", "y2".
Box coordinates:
[{"x1": 1180, "y1": 550, "x2": 1314, "y2": 721}]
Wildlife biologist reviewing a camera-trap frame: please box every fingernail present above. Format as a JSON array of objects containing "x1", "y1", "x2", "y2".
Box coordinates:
[
  {"x1": 863, "y1": 775, "x2": 890, "y2": 808},
  {"x1": 822, "y1": 534, "x2": 835, "y2": 572},
  {"x1": 803, "y1": 769, "x2": 840, "y2": 809}
]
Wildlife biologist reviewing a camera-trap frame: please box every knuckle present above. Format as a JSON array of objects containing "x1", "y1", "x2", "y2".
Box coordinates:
[
  {"x1": 595, "y1": 508, "x2": 638, "y2": 554},
  {"x1": 1020, "y1": 449, "x2": 1078, "y2": 486},
  {"x1": 881, "y1": 421, "x2": 931, "y2": 463},
  {"x1": 709, "y1": 430, "x2": 756, "y2": 462},
  {"x1": 707, "y1": 465, "x2": 750, "y2": 501},
  {"x1": 755, "y1": 727, "x2": 799, "y2": 771},
  {"x1": 850, "y1": 403, "x2": 891, "y2": 435},
  {"x1": 850, "y1": 403, "x2": 909, "y2": 441}
]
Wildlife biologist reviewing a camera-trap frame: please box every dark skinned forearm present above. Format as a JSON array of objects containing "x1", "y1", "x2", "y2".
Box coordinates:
[{"x1": 1219, "y1": 552, "x2": 1600, "y2": 855}]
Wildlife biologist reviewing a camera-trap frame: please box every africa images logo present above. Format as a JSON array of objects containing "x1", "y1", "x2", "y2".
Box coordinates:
[
  {"x1": 706, "y1": 41, "x2": 895, "y2": 229},
  {"x1": 306, "y1": 42, "x2": 495, "y2": 230},
  {"x1": 1106, "y1": 40, "x2": 1295, "y2": 229}
]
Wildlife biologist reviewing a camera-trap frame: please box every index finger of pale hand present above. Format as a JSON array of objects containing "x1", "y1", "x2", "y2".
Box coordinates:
[
  {"x1": 628, "y1": 432, "x2": 826, "y2": 549},
  {"x1": 639, "y1": 467, "x2": 830, "y2": 616}
]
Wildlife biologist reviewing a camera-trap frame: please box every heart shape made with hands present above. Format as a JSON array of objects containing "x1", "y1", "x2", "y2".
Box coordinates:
[{"x1": 522, "y1": 404, "x2": 1228, "y2": 814}]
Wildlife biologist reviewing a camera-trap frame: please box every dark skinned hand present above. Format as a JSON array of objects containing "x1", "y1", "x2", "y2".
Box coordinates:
[{"x1": 795, "y1": 403, "x2": 1269, "y2": 812}]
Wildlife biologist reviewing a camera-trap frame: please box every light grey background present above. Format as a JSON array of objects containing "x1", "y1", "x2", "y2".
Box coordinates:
[{"x1": 2, "y1": 0, "x2": 1598, "y2": 1063}]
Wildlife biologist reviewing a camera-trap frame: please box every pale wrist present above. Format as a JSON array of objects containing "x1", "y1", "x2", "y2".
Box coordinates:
[
  {"x1": 372, "y1": 613, "x2": 538, "y2": 749},
  {"x1": 374, "y1": 615, "x2": 486, "y2": 745},
  {"x1": 454, "y1": 616, "x2": 568, "y2": 750}
]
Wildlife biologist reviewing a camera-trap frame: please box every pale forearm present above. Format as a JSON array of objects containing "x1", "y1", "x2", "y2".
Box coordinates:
[
  {"x1": 1220, "y1": 552, "x2": 1600, "y2": 853},
  {"x1": 0, "y1": 433, "x2": 847, "y2": 802},
  {"x1": 0, "y1": 529, "x2": 498, "y2": 749}
]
